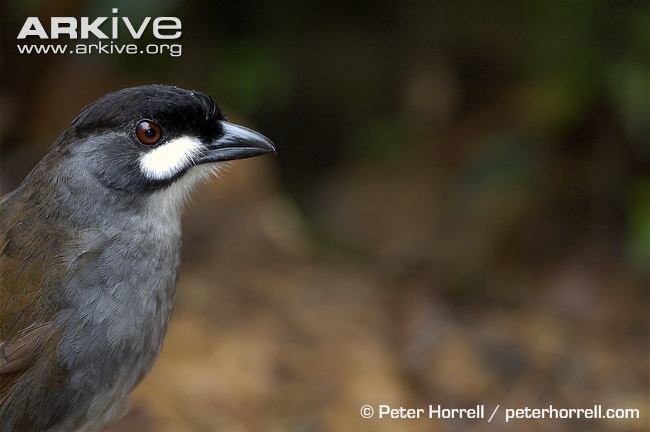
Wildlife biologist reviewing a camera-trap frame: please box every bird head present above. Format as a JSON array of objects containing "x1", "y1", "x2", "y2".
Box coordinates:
[{"x1": 41, "y1": 84, "x2": 275, "y2": 219}]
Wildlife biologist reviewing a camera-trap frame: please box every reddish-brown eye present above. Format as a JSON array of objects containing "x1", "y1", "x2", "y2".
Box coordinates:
[{"x1": 135, "y1": 120, "x2": 162, "y2": 145}]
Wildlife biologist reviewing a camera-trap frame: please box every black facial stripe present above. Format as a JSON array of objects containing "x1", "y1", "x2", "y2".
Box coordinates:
[{"x1": 72, "y1": 85, "x2": 225, "y2": 139}]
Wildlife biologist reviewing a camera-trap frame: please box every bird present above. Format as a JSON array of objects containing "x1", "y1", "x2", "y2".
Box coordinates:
[{"x1": 0, "y1": 84, "x2": 275, "y2": 431}]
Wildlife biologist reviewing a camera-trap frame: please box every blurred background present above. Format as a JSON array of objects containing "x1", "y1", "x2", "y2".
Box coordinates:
[{"x1": 1, "y1": 0, "x2": 648, "y2": 431}]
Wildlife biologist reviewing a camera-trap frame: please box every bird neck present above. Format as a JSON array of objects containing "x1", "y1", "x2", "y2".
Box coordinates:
[{"x1": 17, "y1": 154, "x2": 187, "y2": 238}]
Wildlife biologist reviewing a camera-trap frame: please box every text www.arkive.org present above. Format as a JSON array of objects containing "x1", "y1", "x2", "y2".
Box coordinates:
[{"x1": 16, "y1": 42, "x2": 181, "y2": 57}]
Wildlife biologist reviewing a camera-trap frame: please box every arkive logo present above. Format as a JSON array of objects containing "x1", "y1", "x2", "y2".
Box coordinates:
[{"x1": 17, "y1": 8, "x2": 182, "y2": 57}]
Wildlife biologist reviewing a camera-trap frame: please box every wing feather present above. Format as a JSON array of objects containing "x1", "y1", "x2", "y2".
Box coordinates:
[{"x1": 0, "y1": 322, "x2": 56, "y2": 374}]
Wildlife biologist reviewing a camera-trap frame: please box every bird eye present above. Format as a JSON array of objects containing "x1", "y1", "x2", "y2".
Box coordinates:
[{"x1": 136, "y1": 121, "x2": 162, "y2": 145}]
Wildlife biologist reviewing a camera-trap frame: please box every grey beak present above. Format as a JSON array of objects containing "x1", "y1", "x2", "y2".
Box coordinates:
[{"x1": 198, "y1": 121, "x2": 276, "y2": 164}]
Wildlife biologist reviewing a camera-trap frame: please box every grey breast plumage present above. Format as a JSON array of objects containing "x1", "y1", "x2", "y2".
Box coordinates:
[{"x1": 0, "y1": 169, "x2": 181, "y2": 431}]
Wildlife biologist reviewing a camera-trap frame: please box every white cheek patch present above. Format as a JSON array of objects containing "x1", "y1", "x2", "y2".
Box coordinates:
[{"x1": 139, "y1": 136, "x2": 203, "y2": 180}]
